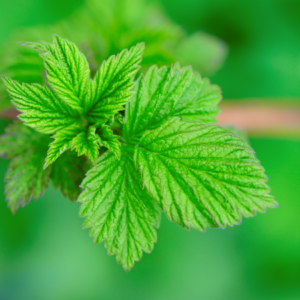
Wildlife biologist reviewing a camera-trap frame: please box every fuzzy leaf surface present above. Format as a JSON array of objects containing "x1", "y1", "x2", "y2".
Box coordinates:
[
  {"x1": 123, "y1": 63, "x2": 221, "y2": 143},
  {"x1": 135, "y1": 118, "x2": 277, "y2": 230},
  {"x1": 79, "y1": 144, "x2": 160, "y2": 271}
]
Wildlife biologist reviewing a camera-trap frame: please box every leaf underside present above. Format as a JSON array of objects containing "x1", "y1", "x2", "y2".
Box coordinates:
[
  {"x1": 50, "y1": 151, "x2": 90, "y2": 201},
  {"x1": 0, "y1": 122, "x2": 89, "y2": 212},
  {"x1": 0, "y1": 122, "x2": 51, "y2": 213}
]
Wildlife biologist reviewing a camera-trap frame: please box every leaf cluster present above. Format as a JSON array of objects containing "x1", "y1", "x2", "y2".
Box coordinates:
[
  {"x1": 0, "y1": 35, "x2": 277, "y2": 271},
  {"x1": 0, "y1": 122, "x2": 89, "y2": 213}
]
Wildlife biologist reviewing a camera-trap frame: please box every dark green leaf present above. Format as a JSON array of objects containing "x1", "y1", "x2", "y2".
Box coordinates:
[
  {"x1": 50, "y1": 151, "x2": 90, "y2": 201},
  {"x1": 0, "y1": 122, "x2": 51, "y2": 213}
]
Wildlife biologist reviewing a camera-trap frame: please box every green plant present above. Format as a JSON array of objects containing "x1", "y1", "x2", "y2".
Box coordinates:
[
  {"x1": 0, "y1": 35, "x2": 277, "y2": 271},
  {"x1": 0, "y1": 0, "x2": 227, "y2": 113}
]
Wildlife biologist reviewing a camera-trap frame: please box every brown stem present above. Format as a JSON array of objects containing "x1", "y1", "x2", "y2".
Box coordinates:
[
  {"x1": 1, "y1": 98, "x2": 300, "y2": 137},
  {"x1": 0, "y1": 109, "x2": 19, "y2": 121},
  {"x1": 217, "y1": 99, "x2": 300, "y2": 137}
]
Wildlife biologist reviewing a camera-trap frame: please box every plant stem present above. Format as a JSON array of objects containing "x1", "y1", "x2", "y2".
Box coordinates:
[
  {"x1": 218, "y1": 99, "x2": 300, "y2": 138},
  {"x1": 0, "y1": 109, "x2": 19, "y2": 121},
  {"x1": 1, "y1": 98, "x2": 300, "y2": 138}
]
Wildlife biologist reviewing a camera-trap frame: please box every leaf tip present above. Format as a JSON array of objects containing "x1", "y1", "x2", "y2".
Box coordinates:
[
  {"x1": 43, "y1": 159, "x2": 51, "y2": 170},
  {"x1": 19, "y1": 42, "x2": 28, "y2": 47}
]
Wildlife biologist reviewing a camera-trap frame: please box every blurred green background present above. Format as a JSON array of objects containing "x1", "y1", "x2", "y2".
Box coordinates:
[{"x1": 0, "y1": 0, "x2": 300, "y2": 299}]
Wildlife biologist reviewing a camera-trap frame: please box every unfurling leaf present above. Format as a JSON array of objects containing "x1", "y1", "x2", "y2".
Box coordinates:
[
  {"x1": 96, "y1": 124, "x2": 121, "y2": 159},
  {"x1": 71, "y1": 126, "x2": 101, "y2": 165},
  {"x1": 44, "y1": 125, "x2": 83, "y2": 169}
]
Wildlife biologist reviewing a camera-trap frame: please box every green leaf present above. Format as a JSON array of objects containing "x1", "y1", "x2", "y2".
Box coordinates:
[
  {"x1": 0, "y1": 122, "x2": 51, "y2": 213},
  {"x1": 44, "y1": 125, "x2": 83, "y2": 169},
  {"x1": 50, "y1": 151, "x2": 90, "y2": 201},
  {"x1": 135, "y1": 118, "x2": 277, "y2": 231},
  {"x1": 174, "y1": 32, "x2": 228, "y2": 76},
  {"x1": 71, "y1": 126, "x2": 101, "y2": 165},
  {"x1": 2, "y1": 36, "x2": 141, "y2": 166},
  {"x1": 1, "y1": 77, "x2": 80, "y2": 134},
  {"x1": 223, "y1": 125, "x2": 249, "y2": 144},
  {"x1": 78, "y1": 144, "x2": 160, "y2": 271},
  {"x1": 85, "y1": 43, "x2": 145, "y2": 123},
  {"x1": 26, "y1": 35, "x2": 90, "y2": 111},
  {"x1": 0, "y1": 122, "x2": 91, "y2": 209},
  {"x1": 96, "y1": 124, "x2": 121, "y2": 158},
  {"x1": 123, "y1": 63, "x2": 221, "y2": 143},
  {"x1": 0, "y1": 34, "x2": 47, "y2": 113},
  {"x1": 0, "y1": 0, "x2": 227, "y2": 114}
]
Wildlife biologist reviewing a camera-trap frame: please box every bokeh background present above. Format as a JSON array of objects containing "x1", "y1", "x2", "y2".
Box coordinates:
[{"x1": 0, "y1": 0, "x2": 300, "y2": 299}]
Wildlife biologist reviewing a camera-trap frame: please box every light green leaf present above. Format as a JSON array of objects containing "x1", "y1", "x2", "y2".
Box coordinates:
[
  {"x1": 174, "y1": 32, "x2": 228, "y2": 76},
  {"x1": 24, "y1": 40, "x2": 57, "y2": 58},
  {"x1": 123, "y1": 63, "x2": 221, "y2": 143},
  {"x1": 50, "y1": 151, "x2": 90, "y2": 201},
  {"x1": 71, "y1": 126, "x2": 101, "y2": 164},
  {"x1": 1, "y1": 77, "x2": 80, "y2": 134},
  {"x1": 2, "y1": 37, "x2": 143, "y2": 166},
  {"x1": 45, "y1": 125, "x2": 101, "y2": 168},
  {"x1": 26, "y1": 35, "x2": 90, "y2": 111},
  {"x1": 135, "y1": 118, "x2": 277, "y2": 231},
  {"x1": 0, "y1": 122, "x2": 51, "y2": 213},
  {"x1": 44, "y1": 125, "x2": 83, "y2": 169},
  {"x1": 85, "y1": 43, "x2": 145, "y2": 123},
  {"x1": 78, "y1": 144, "x2": 160, "y2": 271},
  {"x1": 96, "y1": 124, "x2": 121, "y2": 158}
]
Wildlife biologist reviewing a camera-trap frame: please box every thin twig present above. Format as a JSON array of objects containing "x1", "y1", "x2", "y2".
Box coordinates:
[
  {"x1": 1, "y1": 98, "x2": 300, "y2": 137},
  {"x1": 217, "y1": 99, "x2": 300, "y2": 138}
]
